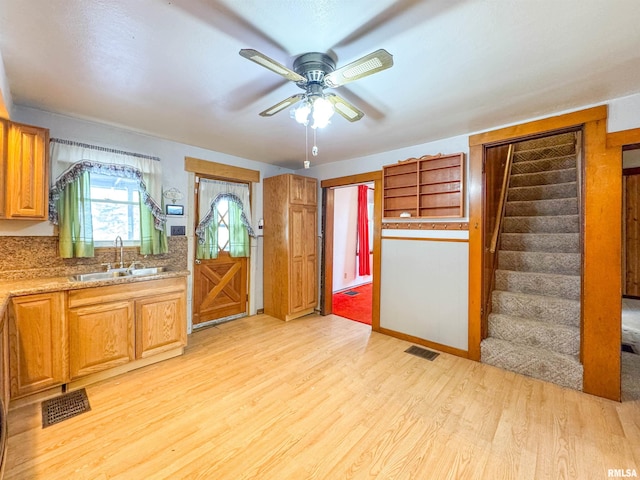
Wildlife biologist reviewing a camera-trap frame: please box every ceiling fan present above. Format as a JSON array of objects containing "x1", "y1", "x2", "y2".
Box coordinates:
[{"x1": 239, "y1": 48, "x2": 393, "y2": 128}]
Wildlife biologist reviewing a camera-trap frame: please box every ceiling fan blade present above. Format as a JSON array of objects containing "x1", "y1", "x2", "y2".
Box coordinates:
[
  {"x1": 259, "y1": 94, "x2": 304, "y2": 117},
  {"x1": 239, "y1": 49, "x2": 306, "y2": 83},
  {"x1": 324, "y1": 49, "x2": 393, "y2": 88},
  {"x1": 326, "y1": 94, "x2": 364, "y2": 122}
]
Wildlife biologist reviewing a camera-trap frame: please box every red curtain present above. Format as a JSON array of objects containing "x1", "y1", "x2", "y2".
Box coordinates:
[{"x1": 357, "y1": 185, "x2": 370, "y2": 276}]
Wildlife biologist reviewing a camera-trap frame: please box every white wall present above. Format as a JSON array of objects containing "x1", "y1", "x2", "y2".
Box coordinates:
[{"x1": 0, "y1": 106, "x2": 292, "y2": 326}]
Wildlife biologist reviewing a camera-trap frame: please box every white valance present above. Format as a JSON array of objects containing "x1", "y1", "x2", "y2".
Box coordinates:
[
  {"x1": 48, "y1": 139, "x2": 165, "y2": 230},
  {"x1": 196, "y1": 178, "x2": 255, "y2": 240}
]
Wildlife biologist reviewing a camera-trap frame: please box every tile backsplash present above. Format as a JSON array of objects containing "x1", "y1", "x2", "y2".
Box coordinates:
[{"x1": 0, "y1": 236, "x2": 188, "y2": 280}]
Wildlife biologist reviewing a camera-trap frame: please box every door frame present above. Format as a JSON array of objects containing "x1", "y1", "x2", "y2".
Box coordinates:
[
  {"x1": 184, "y1": 157, "x2": 260, "y2": 331},
  {"x1": 320, "y1": 172, "x2": 382, "y2": 330},
  {"x1": 469, "y1": 105, "x2": 623, "y2": 401}
]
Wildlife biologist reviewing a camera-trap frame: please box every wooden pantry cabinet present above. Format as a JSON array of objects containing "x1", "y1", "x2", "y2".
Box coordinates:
[
  {"x1": 264, "y1": 174, "x2": 318, "y2": 321},
  {"x1": 0, "y1": 119, "x2": 50, "y2": 220}
]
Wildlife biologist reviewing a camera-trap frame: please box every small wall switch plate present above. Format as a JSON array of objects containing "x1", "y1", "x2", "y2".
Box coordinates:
[{"x1": 170, "y1": 226, "x2": 186, "y2": 236}]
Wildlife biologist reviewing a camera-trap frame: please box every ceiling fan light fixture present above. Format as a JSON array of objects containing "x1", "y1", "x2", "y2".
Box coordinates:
[
  {"x1": 311, "y1": 96, "x2": 334, "y2": 129},
  {"x1": 293, "y1": 101, "x2": 311, "y2": 125}
]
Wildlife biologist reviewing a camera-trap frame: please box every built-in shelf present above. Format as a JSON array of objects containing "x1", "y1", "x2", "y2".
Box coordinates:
[{"x1": 383, "y1": 153, "x2": 465, "y2": 219}]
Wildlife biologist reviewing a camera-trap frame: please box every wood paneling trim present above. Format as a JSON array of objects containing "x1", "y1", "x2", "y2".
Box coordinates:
[
  {"x1": 469, "y1": 106, "x2": 607, "y2": 146},
  {"x1": 382, "y1": 237, "x2": 468, "y2": 243},
  {"x1": 382, "y1": 221, "x2": 468, "y2": 230},
  {"x1": 378, "y1": 327, "x2": 469, "y2": 358},
  {"x1": 582, "y1": 119, "x2": 621, "y2": 401},
  {"x1": 467, "y1": 144, "x2": 483, "y2": 361},
  {"x1": 607, "y1": 127, "x2": 640, "y2": 148},
  {"x1": 320, "y1": 188, "x2": 334, "y2": 315},
  {"x1": 184, "y1": 157, "x2": 260, "y2": 183},
  {"x1": 320, "y1": 171, "x2": 381, "y2": 188}
]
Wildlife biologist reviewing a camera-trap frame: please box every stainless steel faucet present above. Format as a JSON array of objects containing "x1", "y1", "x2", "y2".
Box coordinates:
[{"x1": 114, "y1": 235, "x2": 124, "y2": 269}]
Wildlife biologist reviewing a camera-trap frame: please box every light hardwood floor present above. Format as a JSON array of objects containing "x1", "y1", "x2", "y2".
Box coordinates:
[{"x1": 5, "y1": 314, "x2": 640, "y2": 479}]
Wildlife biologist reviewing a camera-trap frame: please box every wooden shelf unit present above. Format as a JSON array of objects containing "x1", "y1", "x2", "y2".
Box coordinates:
[{"x1": 383, "y1": 153, "x2": 464, "y2": 219}]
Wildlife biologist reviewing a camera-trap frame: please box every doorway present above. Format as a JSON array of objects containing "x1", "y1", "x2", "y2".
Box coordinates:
[
  {"x1": 622, "y1": 145, "x2": 640, "y2": 400},
  {"x1": 192, "y1": 176, "x2": 251, "y2": 329},
  {"x1": 321, "y1": 172, "x2": 382, "y2": 330},
  {"x1": 330, "y1": 183, "x2": 374, "y2": 325}
]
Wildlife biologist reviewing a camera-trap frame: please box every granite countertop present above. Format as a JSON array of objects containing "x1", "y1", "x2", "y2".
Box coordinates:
[{"x1": 0, "y1": 269, "x2": 191, "y2": 314}]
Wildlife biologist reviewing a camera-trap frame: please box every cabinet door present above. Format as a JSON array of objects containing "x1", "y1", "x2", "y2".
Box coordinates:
[
  {"x1": 289, "y1": 206, "x2": 318, "y2": 313},
  {"x1": 135, "y1": 292, "x2": 186, "y2": 359},
  {"x1": 9, "y1": 292, "x2": 67, "y2": 398},
  {"x1": 6, "y1": 123, "x2": 49, "y2": 219},
  {"x1": 303, "y1": 206, "x2": 318, "y2": 309},
  {"x1": 289, "y1": 175, "x2": 307, "y2": 205},
  {"x1": 304, "y1": 177, "x2": 317, "y2": 206},
  {"x1": 68, "y1": 301, "x2": 134, "y2": 379}
]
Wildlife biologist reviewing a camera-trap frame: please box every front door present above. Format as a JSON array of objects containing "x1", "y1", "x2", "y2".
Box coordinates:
[{"x1": 193, "y1": 187, "x2": 249, "y2": 327}]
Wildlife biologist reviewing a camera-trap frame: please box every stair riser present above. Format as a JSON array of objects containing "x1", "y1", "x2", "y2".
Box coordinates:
[
  {"x1": 509, "y1": 168, "x2": 577, "y2": 188},
  {"x1": 511, "y1": 156, "x2": 577, "y2": 174},
  {"x1": 515, "y1": 133, "x2": 576, "y2": 151},
  {"x1": 498, "y1": 251, "x2": 580, "y2": 275},
  {"x1": 495, "y1": 270, "x2": 580, "y2": 300},
  {"x1": 508, "y1": 183, "x2": 577, "y2": 201},
  {"x1": 481, "y1": 338, "x2": 583, "y2": 390},
  {"x1": 488, "y1": 314, "x2": 580, "y2": 356},
  {"x1": 505, "y1": 198, "x2": 578, "y2": 217},
  {"x1": 492, "y1": 291, "x2": 580, "y2": 327},
  {"x1": 513, "y1": 144, "x2": 576, "y2": 162},
  {"x1": 500, "y1": 233, "x2": 579, "y2": 253},
  {"x1": 503, "y1": 216, "x2": 579, "y2": 234}
]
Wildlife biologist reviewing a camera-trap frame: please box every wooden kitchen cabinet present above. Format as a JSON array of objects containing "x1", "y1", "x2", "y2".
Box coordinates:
[
  {"x1": 0, "y1": 120, "x2": 50, "y2": 220},
  {"x1": 68, "y1": 300, "x2": 134, "y2": 380},
  {"x1": 264, "y1": 174, "x2": 318, "y2": 321},
  {"x1": 9, "y1": 292, "x2": 67, "y2": 399},
  {"x1": 68, "y1": 277, "x2": 187, "y2": 380},
  {"x1": 135, "y1": 291, "x2": 186, "y2": 358}
]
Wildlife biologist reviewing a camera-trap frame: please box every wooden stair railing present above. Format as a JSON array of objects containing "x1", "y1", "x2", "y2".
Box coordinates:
[{"x1": 490, "y1": 144, "x2": 514, "y2": 254}]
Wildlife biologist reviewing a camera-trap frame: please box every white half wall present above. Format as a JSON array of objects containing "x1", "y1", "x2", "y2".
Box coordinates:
[{"x1": 380, "y1": 232, "x2": 469, "y2": 352}]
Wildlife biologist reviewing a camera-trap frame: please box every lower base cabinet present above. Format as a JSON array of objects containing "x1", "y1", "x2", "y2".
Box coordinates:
[{"x1": 9, "y1": 277, "x2": 187, "y2": 400}]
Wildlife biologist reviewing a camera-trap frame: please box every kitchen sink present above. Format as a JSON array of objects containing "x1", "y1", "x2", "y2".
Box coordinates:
[{"x1": 69, "y1": 266, "x2": 167, "y2": 282}]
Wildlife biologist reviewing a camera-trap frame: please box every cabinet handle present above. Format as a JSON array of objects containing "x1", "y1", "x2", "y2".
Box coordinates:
[{"x1": 195, "y1": 259, "x2": 201, "y2": 264}]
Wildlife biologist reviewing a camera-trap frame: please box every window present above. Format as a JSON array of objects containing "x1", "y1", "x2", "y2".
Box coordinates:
[
  {"x1": 90, "y1": 173, "x2": 141, "y2": 246},
  {"x1": 214, "y1": 198, "x2": 230, "y2": 253}
]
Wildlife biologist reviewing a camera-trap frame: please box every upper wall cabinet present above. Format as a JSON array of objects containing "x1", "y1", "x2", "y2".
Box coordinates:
[
  {"x1": 383, "y1": 153, "x2": 465, "y2": 219},
  {"x1": 0, "y1": 119, "x2": 50, "y2": 220}
]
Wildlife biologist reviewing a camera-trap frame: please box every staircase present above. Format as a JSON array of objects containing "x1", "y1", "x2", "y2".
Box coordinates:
[{"x1": 481, "y1": 132, "x2": 583, "y2": 390}]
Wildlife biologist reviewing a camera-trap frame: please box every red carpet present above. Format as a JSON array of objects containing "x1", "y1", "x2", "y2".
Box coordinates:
[{"x1": 332, "y1": 283, "x2": 372, "y2": 325}]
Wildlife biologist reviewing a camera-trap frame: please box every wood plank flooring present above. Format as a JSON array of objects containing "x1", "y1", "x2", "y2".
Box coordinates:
[{"x1": 5, "y1": 314, "x2": 640, "y2": 479}]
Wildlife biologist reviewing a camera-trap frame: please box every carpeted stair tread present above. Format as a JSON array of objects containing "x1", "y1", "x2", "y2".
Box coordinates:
[
  {"x1": 514, "y1": 133, "x2": 576, "y2": 150},
  {"x1": 487, "y1": 313, "x2": 580, "y2": 356},
  {"x1": 500, "y1": 232, "x2": 579, "y2": 253},
  {"x1": 507, "y1": 182, "x2": 577, "y2": 201},
  {"x1": 502, "y1": 215, "x2": 579, "y2": 234},
  {"x1": 511, "y1": 155, "x2": 577, "y2": 175},
  {"x1": 495, "y1": 269, "x2": 580, "y2": 300},
  {"x1": 498, "y1": 250, "x2": 580, "y2": 275},
  {"x1": 513, "y1": 143, "x2": 576, "y2": 162},
  {"x1": 509, "y1": 168, "x2": 577, "y2": 188},
  {"x1": 492, "y1": 290, "x2": 580, "y2": 327},
  {"x1": 505, "y1": 198, "x2": 578, "y2": 217},
  {"x1": 481, "y1": 337, "x2": 583, "y2": 390}
]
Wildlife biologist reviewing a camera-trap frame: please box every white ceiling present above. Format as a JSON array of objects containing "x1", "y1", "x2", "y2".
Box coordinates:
[{"x1": 1, "y1": 0, "x2": 639, "y2": 169}]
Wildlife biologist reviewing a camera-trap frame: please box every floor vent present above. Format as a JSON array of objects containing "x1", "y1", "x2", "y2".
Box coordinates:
[
  {"x1": 42, "y1": 388, "x2": 91, "y2": 428},
  {"x1": 405, "y1": 345, "x2": 439, "y2": 361},
  {"x1": 342, "y1": 290, "x2": 359, "y2": 296}
]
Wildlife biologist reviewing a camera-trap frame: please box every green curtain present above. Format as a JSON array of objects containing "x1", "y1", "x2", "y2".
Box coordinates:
[
  {"x1": 228, "y1": 200, "x2": 249, "y2": 258},
  {"x1": 196, "y1": 221, "x2": 218, "y2": 260},
  {"x1": 139, "y1": 199, "x2": 168, "y2": 255},
  {"x1": 57, "y1": 171, "x2": 95, "y2": 258}
]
